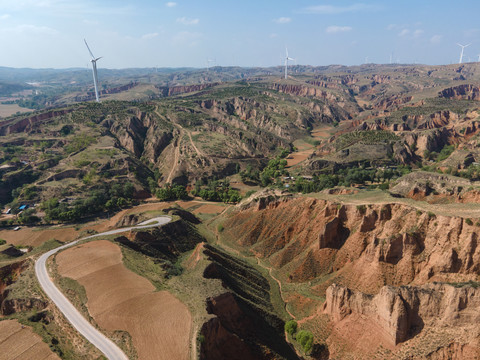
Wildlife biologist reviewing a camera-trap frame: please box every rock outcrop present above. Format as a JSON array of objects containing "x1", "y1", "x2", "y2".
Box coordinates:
[
  {"x1": 323, "y1": 282, "x2": 480, "y2": 346},
  {"x1": 390, "y1": 171, "x2": 473, "y2": 201},
  {"x1": 159, "y1": 83, "x2": 218, "y2": 97},
  {"x1": 0, "y1": 109, "x2": 73, "y2": 135},
  {"x1": 439, "y1": 84, "x2": 480, "y2": 101},
  {"x1": 223, "y1": 196, "x2": 480, "y2": 289}
]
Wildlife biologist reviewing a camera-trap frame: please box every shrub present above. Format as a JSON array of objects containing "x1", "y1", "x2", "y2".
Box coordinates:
[
  {"x1": 378, "y1": 182, "x2": 389, "y2": 190},
  {"x1": 217, "y1": 224, "x2": 224, "y2": 232},
  {"x1": 0, "y1": 239, "x2": 6, "y2": 245},
  {"x1": 356, "y1": 205, "x2": 366, "y2": 214},
  {"x1": 284, "y1": 320, "x2": 298, "y2": 336},
  {"x1": 465, "y1": 218, "x2": 473, "y2": 226},
  {"x1": 296, "y1": 330, "x2": 314, "y2": 353}
]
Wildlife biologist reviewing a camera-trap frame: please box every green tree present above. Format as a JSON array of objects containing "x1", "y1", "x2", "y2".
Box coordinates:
[
  {"x1": 296, "y1": 330, "x2": 314, "y2": 354},
  {"x1": 284, "y1": 320, "x2": 297, "y2": 336}
]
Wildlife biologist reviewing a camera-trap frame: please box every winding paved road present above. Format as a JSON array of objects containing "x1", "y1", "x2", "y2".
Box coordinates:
[{"x1": 35, "y1": 216, "x2": 172, "y2": 360}]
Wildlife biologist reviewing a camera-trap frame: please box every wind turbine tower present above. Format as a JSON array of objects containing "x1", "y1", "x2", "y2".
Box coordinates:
[
  {"x1": 457, "y1": 43, "x2": 471, "y2": 64},
  {"x1": 84, "y1": 39, "x2": 102, "y2": 102},
  {"x1": 284, "y1": 47, "x2": 295, "y2": 80},
  {"x1": 206, "y1": 58, "x2": 215, "y2": 71}
]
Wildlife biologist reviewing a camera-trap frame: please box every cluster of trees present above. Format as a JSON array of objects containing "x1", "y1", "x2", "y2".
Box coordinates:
[
  {"x1": 17, "y1": 208, "x2": 41, "y2": 225},
  {"x1": 156, "y1": 184, "x2": 189, "y2": 201},
  {"x1": 16, "y1": 94, "x2": 51, "y2": 110},
  {"x1": 420, "y1": 163, "x2": 480, "y2": 181},
  {"x1": 240, "y1": 149, "x2": 291, "y2": 186},
  {"x1": 240, "y1": 157, "x2": 289, "y2": 186},
  {"x1": 291, "y1": 165, "x2": 411, "y2": 194},
  {"x1": 192, "y1": 179, "x2": 242, "y2": 203},
  {"x1": 284, "y1": 320, "x2": 314, "y2": 354},
  {"x1": 42, "y1": 182, "x2": 135, "y2": 222},
  {"x1": 239, "y1": 164, "x2": 261, "y2": 184},
  {"x1": 259, "y1": 157, "x2": 288, "y2": 186},
  {"x1": 424, "y1": 145, "x2": 455, "y2": 162}
]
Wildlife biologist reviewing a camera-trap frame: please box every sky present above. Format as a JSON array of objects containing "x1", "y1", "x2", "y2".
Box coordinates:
[{"x1": 1, "y1": 0, "x2": 480, "y2": 69}]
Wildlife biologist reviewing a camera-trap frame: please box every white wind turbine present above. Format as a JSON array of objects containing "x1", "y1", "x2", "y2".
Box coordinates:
[
  {"x1": 284, "y1": 47, "x2": 295, "y2": 79},
  {"x1": 84, "y1": 39, "x2": 102, "y2": 102},
  {"x1": 457, "y1": 43, "x2": 471, "y2": 64},
  {"x1": 206, "y1": 58, "x2": 215, "y2": 71}
]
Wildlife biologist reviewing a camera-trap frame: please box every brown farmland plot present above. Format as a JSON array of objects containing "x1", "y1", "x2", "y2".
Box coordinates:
[{"x1": 56, "y1": 240, "x2": 191, "y2": 360}]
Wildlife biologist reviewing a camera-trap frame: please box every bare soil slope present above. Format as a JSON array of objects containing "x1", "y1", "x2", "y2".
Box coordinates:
[
  {"x1": 0, "y1": 320, "x2": 60, "y2": 360},
  {"x1": 220, "y1": 193, "x2": 480, "y2": 358},
  {"x1": 56, "y1": 240, "x2": 191, "y2": 360}
]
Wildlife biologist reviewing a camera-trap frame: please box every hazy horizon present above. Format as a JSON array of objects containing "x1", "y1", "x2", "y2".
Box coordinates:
[{"x1": 1, "y1": 0, "x2": 480, "y2": 69}]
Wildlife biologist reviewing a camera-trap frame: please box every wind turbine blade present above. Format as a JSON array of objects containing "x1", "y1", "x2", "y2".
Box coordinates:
[
  {"x1": 286, "y1": 47, "x2": 288, "y2": 58},
  {"x1": 84, "y1": 39, "x2": 95, "y2": 59},
  {"x1": 466, "y1": 43, "x2": 472, "y2": 47},
  {"x1": 95, "y1": 57, "x2": 103, "y2": 62}
]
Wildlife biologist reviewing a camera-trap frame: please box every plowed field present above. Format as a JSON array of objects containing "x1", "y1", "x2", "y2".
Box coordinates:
[
  {"x1": 56, "y1": 240, "x2": 191, "y2": 360},
  {"x1": 0, "y1": 320, "x2": 61, "y2": 360}
]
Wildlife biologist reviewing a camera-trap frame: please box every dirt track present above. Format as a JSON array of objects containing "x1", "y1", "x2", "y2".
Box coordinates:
[{"x1": 56, "y1": 240, "x2": 191, "y2": 360}]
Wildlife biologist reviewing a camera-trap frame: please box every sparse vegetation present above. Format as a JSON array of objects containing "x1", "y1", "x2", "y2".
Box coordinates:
[
  {"x1": 335, "y1": 130, "x2": 399, "y2": 151},
  {"x1": 356, "y1": 204, "x2": 367, "y2": 214}
]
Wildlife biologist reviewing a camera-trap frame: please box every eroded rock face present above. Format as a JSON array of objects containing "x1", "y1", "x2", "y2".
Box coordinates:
[
  {"x1": 159, "y1": 83, "x2": 218, "y2": 97},
  {"x1": 223, "y1": 196, "x2": 480, "y2": 289},
  {"x1": 319, "y1": 214, "x2": 349, "y2": 249},
  {"x1": 200, "y1": 292, "x2": 299, "y2": 360},
  {"x1": 323, "y1": 283, "x2": 480, "y2": 346},
  {"x1": 271, "y1": 83, "x2": 338, "y2": 102},
  {"x1": 390, "y1": 171, "x2": 473, "y2": 201},
  {"x1": 0, "y1": 109, "x2": 74, "y2": 135},
  {"x1": 439, "y1": 84, "x2": 480, "y2": 100},
  {"x1": 0, "y1": 260, "x2": 47, "y2": 316},
  {"x1": 1, "y1": 297, "x2": 48, "y2": 315}
]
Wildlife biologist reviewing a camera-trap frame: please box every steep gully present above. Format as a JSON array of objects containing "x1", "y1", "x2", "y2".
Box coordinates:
[
  {"x1": 35, "y1": 216, "x2": 172, "y2": 360},
  {"x1": 222, "y1": 195, "x2": 480, "y2": 356}
]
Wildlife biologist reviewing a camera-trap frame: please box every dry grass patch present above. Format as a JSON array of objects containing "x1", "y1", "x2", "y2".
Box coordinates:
[
  {"x1": 192, "y1": 204, "x2": 226, "y2": 214},
  {"x1": 0, "y1": 104, "x2": 31, "y2": 117},
  {"x1": 0, "y1": 227, "x2": 77, "y2": 247}
]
